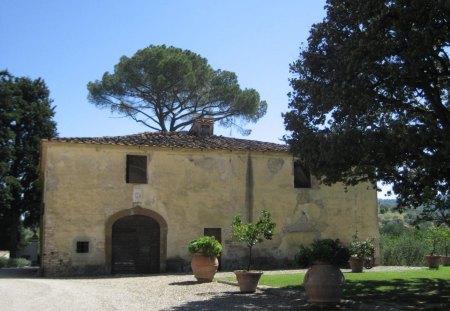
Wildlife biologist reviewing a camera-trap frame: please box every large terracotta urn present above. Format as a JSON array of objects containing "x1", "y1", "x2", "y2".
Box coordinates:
[
  {"x1": 425, "y1": 255, "x2": 441, "y2": 269},
  {"x1": 348, "y1": 256, "x2": 364, "y2": 273},
  {"x1": 191, "y1": 253, "x2": 219, "y2": 282},
  {"x1": 441, "y1": 256, "x2": 450, "y2": 266},
  {"x1": 304, "y1": 262, "x2": 345, "y2": 306},
  {"x1": 234, "y1": 270, "x2": 263, "y2": 293}
]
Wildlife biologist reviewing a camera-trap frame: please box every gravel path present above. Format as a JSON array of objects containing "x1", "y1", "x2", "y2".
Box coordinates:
[{"x1": 0, "y1": 267, "x2": 425, "y2": 311}]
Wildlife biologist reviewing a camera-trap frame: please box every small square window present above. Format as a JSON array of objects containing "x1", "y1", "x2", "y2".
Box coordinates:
[
  {"x1": 76, "y1": 241, "x2": 89, "y2": 253},
  {"x1": 126, "y1": 155, "x2": 147, "y2": 184},
  {"x1": 294, "y1": 160, "x2": 311, "y2": 188}
]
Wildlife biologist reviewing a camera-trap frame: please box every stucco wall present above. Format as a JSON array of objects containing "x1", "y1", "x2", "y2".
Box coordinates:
[{"x1": 40, "y1": 141, "x2": 379, "y2": 276}]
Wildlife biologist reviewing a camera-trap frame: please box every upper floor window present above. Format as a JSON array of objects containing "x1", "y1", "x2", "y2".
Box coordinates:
[
  {"x1": 294, "y1": 160, "x2": 311, "y2": 188},
  {"x1": 126, "y1": 155, "x2": 147, "y2": 184}
]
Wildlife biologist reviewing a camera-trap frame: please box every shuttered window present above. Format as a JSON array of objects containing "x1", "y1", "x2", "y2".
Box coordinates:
[
  {"x1": 294, "y1": 160, "x2": 311, "y2": 188},
  {"x1": 126, "y1": 155, "x2": 148, "y2": 184}
]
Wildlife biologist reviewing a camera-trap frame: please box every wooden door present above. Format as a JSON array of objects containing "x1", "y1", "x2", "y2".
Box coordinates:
[{"x1": 112, "y1": 215, "x2": 160, "y2": 274}]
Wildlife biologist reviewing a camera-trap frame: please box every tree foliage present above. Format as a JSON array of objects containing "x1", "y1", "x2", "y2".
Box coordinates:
[
  {"x1": 0, "y1": 70, "x2": 57, "y2": 254},
  {"x1": 231, "y1": 209, "x2": 275, "y2": 270},
  {"x1": 87, "y1": 45, "x2": 267, "y2": 134},
  {"x1": 284, "y1": 0, "x2": 449, "y2": 218}
]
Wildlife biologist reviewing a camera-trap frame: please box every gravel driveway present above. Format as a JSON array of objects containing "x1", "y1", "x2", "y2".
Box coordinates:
[
  {"x1": 0, "y1": 267, "x2": 423, "y2": 311},
  {"x1": 0, "y1": 268, "x2": 305, "y2": 311}
]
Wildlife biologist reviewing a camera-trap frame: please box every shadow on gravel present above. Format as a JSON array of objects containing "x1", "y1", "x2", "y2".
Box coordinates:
[
  {"x1": 178, "y1": 277, "x2": 450, "y2": 311},
  {"x1": 343, "y1": 278, "x2": 450, "y2": 310},
  {"x1": 168, "y1": 280, "x2": 199, "y2": 286},
  {"x1": 161, "y1": 290, "x2": 308, "y2": 311},
  {"x1": 0, "y1": 267, "x2": 39, "y2": 278}
]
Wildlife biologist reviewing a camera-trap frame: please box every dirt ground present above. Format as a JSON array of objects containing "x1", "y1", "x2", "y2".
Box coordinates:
[{"x1": 0, "y1": 267, "x2": 446, "y2": 311}]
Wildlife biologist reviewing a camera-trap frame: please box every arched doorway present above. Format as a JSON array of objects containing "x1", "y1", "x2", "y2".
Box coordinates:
[
  {"x1": 112, "y1": 215, "x2": 160, "y2": 274},
  {"x1": 105, "y1": 206, "x2": 167, "y2": 273}
]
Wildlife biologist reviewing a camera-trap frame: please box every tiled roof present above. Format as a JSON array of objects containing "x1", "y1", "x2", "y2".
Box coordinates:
[{"x1": 47, "y1": 131, "x2": 289, "y2": 153}]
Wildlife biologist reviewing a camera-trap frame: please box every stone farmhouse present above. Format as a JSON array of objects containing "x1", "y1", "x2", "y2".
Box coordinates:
[{"x1": 40, "y1": 120, "x2": 379, "y2": 276}]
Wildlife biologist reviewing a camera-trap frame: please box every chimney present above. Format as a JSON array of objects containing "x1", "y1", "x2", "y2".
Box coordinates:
[{"x1": 189, "y1": 118, "x2": 214, "y2": 137}]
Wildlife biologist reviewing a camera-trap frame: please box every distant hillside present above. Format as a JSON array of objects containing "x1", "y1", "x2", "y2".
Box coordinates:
[
  {"x1": 378, "y1": 199, "x2": 397, "y2": 207},
  {"x1": 377, "y1": 199, "x2": 428, "y2": 227}
]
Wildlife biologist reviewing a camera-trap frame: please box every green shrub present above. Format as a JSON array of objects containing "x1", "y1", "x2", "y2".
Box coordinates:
[
  {"x1": 0, "y1": 257, "x2": 31, "y2": 268},
  {"x1": 188, "y1": 236, "x2": 222, "y2": 257},
  {"x1": 295, "y1": 239, "x2": 350, "y2": 268},
  {"x1": 15, "y1": 257, "x2": 31, "y2": 267},
  {"x1": 295, "y1": 245, "x2": 314, "y2": 268},
  {"x1": 0, "y1": 257, "x2": 8, "y2": 268},
  {"x1": 380, "y1": 233, "x2": 430, "y2": 266},
  {"x1": 380, "y1": 223, "x2": 410, "y2": 237},
  {"x1": 349, "y1": 231, "x2": 375, "y2": 259},
  {"x1": 437, "y1": 226, "x2": 450, "y2": 256}
]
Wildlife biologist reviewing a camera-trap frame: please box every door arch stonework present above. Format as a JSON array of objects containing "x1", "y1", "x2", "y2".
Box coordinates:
[{"x1": 105, "y1": 207, "x2": 167, "y2": 273}]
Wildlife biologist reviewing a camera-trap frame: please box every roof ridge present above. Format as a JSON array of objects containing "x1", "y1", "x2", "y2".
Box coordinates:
[{"x1": 48, "y1": 131, "x2": 289, "y2": 153}]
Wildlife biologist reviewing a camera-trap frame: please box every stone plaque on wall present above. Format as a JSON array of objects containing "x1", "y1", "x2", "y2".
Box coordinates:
[{"x1": 133, "y1": 188, "x2": 144, "y2": 203}]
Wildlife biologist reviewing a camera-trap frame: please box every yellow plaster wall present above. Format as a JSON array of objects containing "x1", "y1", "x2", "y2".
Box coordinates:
[{"x1": 41, "y1": 141, "x2": 379, "y2": 275}]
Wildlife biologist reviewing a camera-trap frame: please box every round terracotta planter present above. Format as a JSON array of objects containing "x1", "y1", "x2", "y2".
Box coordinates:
[
  {"x1": 234, "y1": 270, "x2": 263, "y2": 293},
  {"x1": 425, "y1": 255, "x2": 441, "y2": 269},
  {"x1": 441, "y1": 256, "x2": 450, "y2": 266},
  {"x1": 348, "y1": 256, "x2": 364, "y2": 273},
  {"x1": 191, "y1": 253, "x2": 219, "y2": 282},
  {"x1": 304, "y1": 262, "x2": 345, "y2": 306}
]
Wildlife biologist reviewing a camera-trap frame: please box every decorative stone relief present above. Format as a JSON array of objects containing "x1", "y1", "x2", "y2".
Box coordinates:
[
  {"x1": 267, "y1": 158, "x2": 284, "y2": 174},
  {"x1": 283, "y1": 210, "x2": 318, "y2": 235}
]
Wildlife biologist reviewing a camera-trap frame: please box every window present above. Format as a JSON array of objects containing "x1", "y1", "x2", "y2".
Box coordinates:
[
  {"x1": 126, "y1": 155, "x2": 147, "y2": 184},
  {"x1": 294, "y1": 160, "x2": 311, "y2": 188},
  {"x1": 76, "y1": 241, "x2": 89, "y2": 253},
  {"x1": 204, "y1": 228, "x2": 222, "y2": 242}
]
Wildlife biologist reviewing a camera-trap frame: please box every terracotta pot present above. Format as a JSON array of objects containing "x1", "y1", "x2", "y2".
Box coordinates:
[
  {"x1": 234, "y1": 270, "x2": 263, "y2": 293},
  {"x1": 440, "y1": 256, "x2": 450, "y2": 266},
  {"x1": 348, "y1": 256, "x2": 364, "y2": 273},
  {"x1": 304, "y1": 263, "x2": 345, "y2": 306},
  {"x1": 425, "y1": 255, "x2": 441, "y2": 269},
  {"x1": 191, "y1": 253, "x2": 219, "y2": 282}
]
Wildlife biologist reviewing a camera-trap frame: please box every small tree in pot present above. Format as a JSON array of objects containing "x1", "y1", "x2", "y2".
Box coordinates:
[
  {"x1": 436, "y1": 226, "x2": 450, "y2": 266},
  {"x1": 230, "y1": 209, "x2": 276, "y2": 293},
  {"x1": 424, "y1": 226, "x2": 441, "y2": 269},
  {"x1": 188, "y1": 236, "x2": 222, "y2": 282}
]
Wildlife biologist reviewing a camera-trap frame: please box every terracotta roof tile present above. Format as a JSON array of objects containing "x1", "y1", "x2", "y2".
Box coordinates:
[{"x1": 48, "y1": 131, "x2": 289, "y2": 153}]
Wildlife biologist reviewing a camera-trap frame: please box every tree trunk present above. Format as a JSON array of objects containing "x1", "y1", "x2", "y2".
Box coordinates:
[{"x1": 247, "y1": 246, "x2": 253, "y2": 271}]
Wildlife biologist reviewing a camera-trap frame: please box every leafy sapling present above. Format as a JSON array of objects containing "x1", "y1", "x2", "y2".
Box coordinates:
[{"x1": 231, "y1": 209, "x2": 276, "y2": 271}]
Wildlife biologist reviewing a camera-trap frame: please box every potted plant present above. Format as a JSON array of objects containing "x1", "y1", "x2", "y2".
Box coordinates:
[
  {"x1": 295, "y1": 239, "x2": 350, "y2": 306},
  {"x1": 348, "y1": 231, "x2": 375, "y2": 273},
  {"x1": 424, "y1": 226, "x2": 441, "y2": 269},
  {"x1": 188, "y1": 235, "x2": 222, "y2": 282},
  {"x1": 230, "y1": 209, "x2": 276, "y2": 293},
  {"x1": 437, "y1": 226, "x2": 450, "y2": 266}
]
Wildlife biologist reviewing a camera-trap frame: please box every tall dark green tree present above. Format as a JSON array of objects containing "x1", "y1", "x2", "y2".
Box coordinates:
[
  {"x1": 284, "y1": 0, "x2": 449, "y2": 223},
  {"x1": 0, "y1": 70, "x2": 57, "y2": 255},
  {"x1": 87, "y1": 45, "x2": 267, "y2": 135}
]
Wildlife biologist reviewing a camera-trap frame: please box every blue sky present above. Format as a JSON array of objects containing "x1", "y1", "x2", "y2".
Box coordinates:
[
  {"x1": 1, "y1": 0, "x2": 327, "y2": 142},
  {"x1": 0, "y1": 0, "x2": 393, "y2": 198}
]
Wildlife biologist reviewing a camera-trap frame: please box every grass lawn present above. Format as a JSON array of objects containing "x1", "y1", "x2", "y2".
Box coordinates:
[{"x1": 219, "y1": 267, "x2": 450, "y2": 309}]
